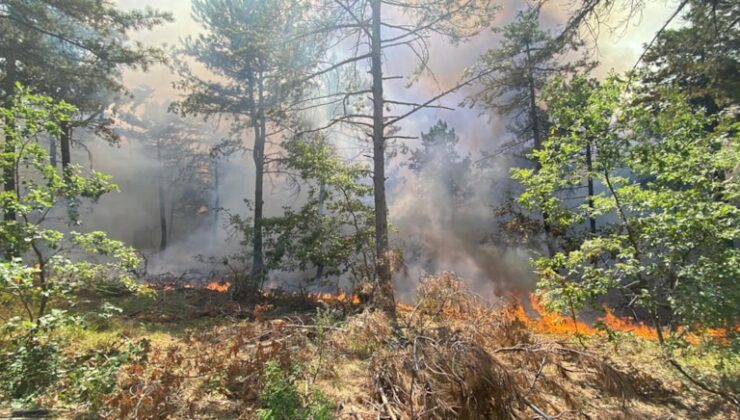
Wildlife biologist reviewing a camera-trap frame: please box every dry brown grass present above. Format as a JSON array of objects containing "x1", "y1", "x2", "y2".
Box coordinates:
[
  {"x1": 360, "y1": 272, "x2": 729, "y2": 420},
  {"x1": 104, "y1": 319, "x2": 306, "y2": 418},
  {"x1": 371, "y1": 334, "x2": 519, "y2": 419},
  {"x1": 31, "y1": 280, "x2": 734, "y2": 419},
  {"x1": 332, "y1": 310, "x2": 393, "y2": 358}
]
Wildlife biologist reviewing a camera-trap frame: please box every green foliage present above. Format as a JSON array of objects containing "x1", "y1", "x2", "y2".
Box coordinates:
[
  {"x1": 0, "y1": 87, "x2": 144, "y2": 403},
  {"x1": 467, "y1": 6, "x2": 592, "y2": 149},
  {"x1": 0, "y1": 308, "x2": 145, "y2": 407},
  {"x1": 263, "y1": 134, "x2": 375, "y2": 283},
  {"x1": 257, "y1": 360, "x2": 333, "y2": 420},
  {"x1": 515, "y1": 74, "x2": 740, "y2": 337},
  {"x1": 174, "y1": 0, "x2": 323, "y2": 120},
  {"x1": 642, "y1": 0, "x2": 739, "y2": 113},
  {"x1": 0, "y1": 0, "x2": 171, "y2": 145},
  {"x1": 1, "y1": 87, "x2": 142, "y2": 321},
  {"x1": 0, "y1": 311, "x2": 68, "y2": 403},
  {"x1": 58, "y1": 339, "x2": 147, "y2": 410},
  {"x1": 257, "y1": 361, "x2": 303, "y2": 420}
]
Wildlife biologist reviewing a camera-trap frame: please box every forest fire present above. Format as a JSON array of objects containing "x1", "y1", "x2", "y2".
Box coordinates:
[
  {"x1": 507, "y1": 295, "x2": 597, "y2": 336},
  {"x1": 508, "y1": 294, "x2": 735, "y2": 346},
  {"x1": 146, "y1": 278, "x2": 362, "y2": 305}
]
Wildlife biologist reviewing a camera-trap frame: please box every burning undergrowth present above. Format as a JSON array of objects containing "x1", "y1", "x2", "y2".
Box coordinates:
[
  {"x1": 62, "y1": 272, "x2": 736, "y2": 419},
  {"x1": 135, "y1": 272, "x2": 364, "y2": 324},
  {"x1": 364, "y1": 273, "x2": 734, "y2": 419}
]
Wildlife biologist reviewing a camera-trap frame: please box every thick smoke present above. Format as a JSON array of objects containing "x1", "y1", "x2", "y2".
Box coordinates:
[{"x1": 62, "y1": 0, "x2": 674, "y2": 295}]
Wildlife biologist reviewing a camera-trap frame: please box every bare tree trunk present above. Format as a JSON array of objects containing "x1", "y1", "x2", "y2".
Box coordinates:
[
  {"x1": 371, "y1": 0, "x2": 397, "y2": 318},
  {"x1": 156, "y1": 139, "x2": 167, "y2": 251},
  {"x1": 235, "y1": 69, "x2": 267, "y2": 299},
  {"x1": 213, "y1": 158, "x2": 220, "y2": 237},
  {"x1": 252, "y1": 150, "x2": 265, "y2": 286},
  {"x1": 252, "y1": 74, "x2": 267, "y2": 290},
  {"x1": 313, "y1": 182, "x2": 327, "y2": 281}
]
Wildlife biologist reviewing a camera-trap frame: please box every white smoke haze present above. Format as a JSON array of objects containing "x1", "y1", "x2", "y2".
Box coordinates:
[{"x1": 59, "y1": 0, "x2": 676, "y2": 297}]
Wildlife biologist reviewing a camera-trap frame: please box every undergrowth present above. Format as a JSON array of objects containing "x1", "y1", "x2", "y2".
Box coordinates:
[{"x1": 1, "y1": 277, "x2": 737, "y2": 419}]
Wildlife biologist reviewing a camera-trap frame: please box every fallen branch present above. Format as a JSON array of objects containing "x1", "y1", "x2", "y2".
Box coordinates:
[
  {"x1": 668, "y1": 359, "x2": 740, "y2": 407},
  {"x1": 522, "y1": 397, "x2": 552, "y2": 420}
]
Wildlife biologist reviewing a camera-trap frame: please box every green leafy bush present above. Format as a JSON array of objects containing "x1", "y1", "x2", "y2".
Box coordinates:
[
  {"x1": 514, "y1": 74, "x2": 739, "y2": 341},
  {"x1": 0, "y1": 86, "x2": 144, "y2": 404}
]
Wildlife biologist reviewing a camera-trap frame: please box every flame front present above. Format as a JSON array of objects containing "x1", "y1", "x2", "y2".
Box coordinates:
[
  {"x1": 506, "y1": 294, "x2": 735, "y2": 346},
  {"x1": 306, "y1": 291, "x2": 362, "y2": 305}
]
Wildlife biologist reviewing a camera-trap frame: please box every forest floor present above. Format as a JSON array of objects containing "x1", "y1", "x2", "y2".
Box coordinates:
[{"x1": 1, "y1": 274, "x2": 738, "y2": 419}]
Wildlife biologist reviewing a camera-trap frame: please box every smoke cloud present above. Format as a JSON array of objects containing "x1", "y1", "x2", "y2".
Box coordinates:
[{"x1": 61, "y1": 0, "x2": 675, "y2": 299}]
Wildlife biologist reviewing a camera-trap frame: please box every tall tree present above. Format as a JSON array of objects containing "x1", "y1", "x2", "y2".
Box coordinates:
[
  {"x1": 467, "y1": 6, "x2": 593, "y2": 246},
  {"x1": 173, "y1": 0, "x2": 325, "y2": 297},
  {"x1": 641, "y1": 0, "x2": 739, "y2": 114},
  {"x1": 297, "y1": 0, "x2": 495, "y2": 317},
  {"x1": 0, "y1": 0, "x2": 170, "y2": 222},
  {"x1": 117, "y1": 88, "x2": 215, "y2": 253}
]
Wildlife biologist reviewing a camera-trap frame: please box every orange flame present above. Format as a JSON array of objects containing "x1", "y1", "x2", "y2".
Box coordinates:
[
  {"x1": 206, "y1": 281, "x2": 231, "y2": 293},
  {"x1": 305, "y1": 291, "x2": 362, "y2": 306},
  {"x1": 601, "y1": 307, "x2": 658, "y2": 341},
  {"x1": 524, "y1": 294, "x2": 597, "y2": 336},
  {"x1": 506, "y1": 294, "x2": 735, "y2": 346}
]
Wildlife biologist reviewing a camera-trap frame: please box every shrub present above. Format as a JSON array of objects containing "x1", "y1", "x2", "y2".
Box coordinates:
[
  {"x1": 0, "y1": 87, "x2": 143, "y2": 404},
  {"x1": 257, "y1": 360, "x2": 333, "y2": 420}
]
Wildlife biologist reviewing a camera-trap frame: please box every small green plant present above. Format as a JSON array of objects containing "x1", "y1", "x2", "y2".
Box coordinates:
[
  {"x1": 309, "y1": 308, "x2": 336, "y2": 383},
  {"x1": 59, "y1": 338, "x2": 148, "y2": 410},
  {"x1": 0, "y1": 312, "x2": 67, "y2": 403},
  {"x1": 257, "y1": 361, "x2": 303, "y2": 420},
  {"x1": 257, "y1": 360, "x2": 333, "y2": 420}
]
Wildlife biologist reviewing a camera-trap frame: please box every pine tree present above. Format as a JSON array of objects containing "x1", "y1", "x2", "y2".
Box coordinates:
[
  {"x1": 641, "y1": 0, "x2": 739, "y2": 114},
  {"x1": 173, "y1": 0, "x2": 325, "y2": 296},
  {"x1": 408, "y1": 120, "x2": 472, "y2": 218},
  {"x1": 467, "y1": 6, "x2": 593, "y2": 246},
  {"x1": 296, "y1": 0, "x2": 495, "y2": 317}
]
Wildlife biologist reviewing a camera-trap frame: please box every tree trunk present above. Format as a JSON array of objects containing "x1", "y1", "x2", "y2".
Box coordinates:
[
  {"x1": 60, "y1": 122, "x2": 82, "y2": 222},
  {"x1": 244, "y1": 71, "x2": 266, "y2": 295},
  {"x1": 213, "y1": 158, "x2": 220, "y2": 239},
  {"x1": 156, "y1": 139, "x2": 167, "y2": 251},
  {"x1": 585, "y1": 142, "x2": 596, "y2": 234},
  {"x1": 50, "y1": 137, "x2": 57, "y2": 167},
  {"x1": 252, "y1": 135, "x2": 265, "y2": 288},
  {"x1": 525, "y1": 38, "x2": 553, "y2": 255},
  {"x1": 370, "y1": 0, "x2": 397, "y2": 318},
  {"x1": 313, "y1": 182, "x2": 327, "y2": 281},
  {"x1": 60, "y1": 123, "x2": 72, "y2": 171},
  {"x1": 3, "y1": 54, "x2": 17, "y2": 224}
]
